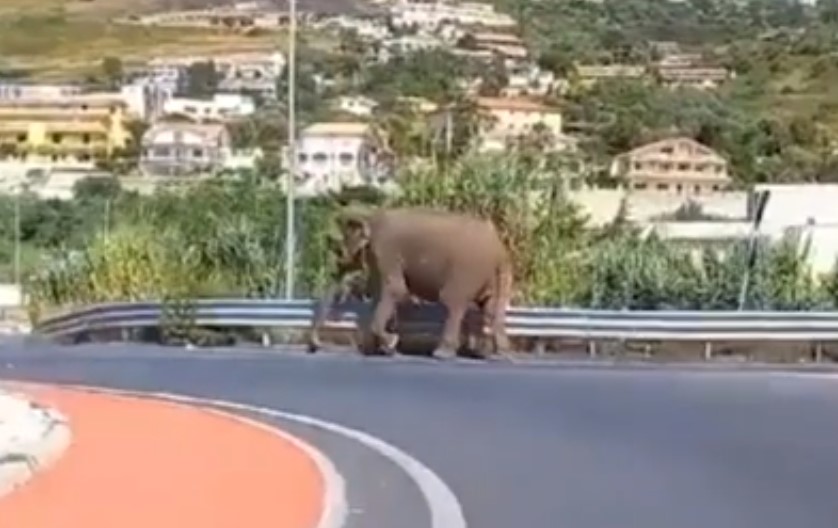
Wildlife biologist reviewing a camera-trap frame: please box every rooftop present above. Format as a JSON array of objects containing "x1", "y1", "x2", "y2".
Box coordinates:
[
  {"x1": 476, "y1": 97, "x2": 555, "y2": 112},
  {"x1": 302, "y1": 122, "x2": 371, "y2": 137}
]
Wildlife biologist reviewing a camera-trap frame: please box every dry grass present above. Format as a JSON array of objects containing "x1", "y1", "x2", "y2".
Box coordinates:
[{"x1": 0, "y1": 0, "x2": 301, "y2": 81}]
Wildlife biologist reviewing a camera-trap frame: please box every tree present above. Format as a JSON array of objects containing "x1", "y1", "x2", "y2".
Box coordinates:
[
  {"x1": 182, "y1": 61, "x2": 219, "y2": 99},
  {"x1": 101, "y1": 56, "x2": 123, "y2": 90}
]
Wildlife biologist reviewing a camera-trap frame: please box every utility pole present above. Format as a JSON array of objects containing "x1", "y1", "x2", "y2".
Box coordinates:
[
  {"x1": 738, "y1": 189, "x2": 771, "y2": 310},
  {"x1": 283, "y1": 0, "x2": 297, "y2": 299},
  {"x1": 13, "y1": 191, "x2": 20, "y2": 292}
]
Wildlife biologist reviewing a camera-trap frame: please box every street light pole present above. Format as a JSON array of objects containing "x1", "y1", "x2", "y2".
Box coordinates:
[{"x1": 283, "y1": 0, "x2": 297, "y2": 299}]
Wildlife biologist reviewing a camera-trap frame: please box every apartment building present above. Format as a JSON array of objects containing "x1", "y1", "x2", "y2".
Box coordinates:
[
  {"x1": 378, "y1": 35, "x2": 443, "y2": 61},
  {"x1": 0, "y1": 93, "x2": 132, "y2": 167},
  {"x1": 140, "y1": 122, "x2": 231, "y2": 177},
  {"x1": 473, "y1": 97, "x2": 570, "y2": 152},
  {"x1": 573, "y1": 64, "x2": 647, "y2": 88},
  {"x1": 657, "y1": 66, "x2": 731, "y2": 90},
  {"x1": 0, "y1": 83, "x2": 82, "y2": 101},
  {"x1": 389, "y1": 1, "x2": 516, "y2": 31},
  {"x1": 653, "y1": 52, "x2": 731, "y2": 90},
  {"x1": 610, "y1": 137, "x2": 731, "y2": 195},
  {"x1": 294, "y1": 122, "x2": 392, "y2": 196},
  {"x1": 147, "y1": 51, "x2": 285, "y2": 99},
  {"x1": 466, "y1": 32, "x2": 528, "y2": 62}
]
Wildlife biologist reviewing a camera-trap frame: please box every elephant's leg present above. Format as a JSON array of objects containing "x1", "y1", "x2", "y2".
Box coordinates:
[
  {"x1": 370, "y1": 275, "x2": 409, "y2": 355},
  {"x1": 308, "y1": 282, "x2": 342, "y2": 353},
  {"x1": 435, "y1": 282, "x2": 473, "y2": 359}
]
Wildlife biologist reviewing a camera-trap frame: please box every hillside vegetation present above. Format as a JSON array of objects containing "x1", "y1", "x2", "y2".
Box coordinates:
[{"x1": 0, "y1": 0, "x2": 287, "y2": 80}]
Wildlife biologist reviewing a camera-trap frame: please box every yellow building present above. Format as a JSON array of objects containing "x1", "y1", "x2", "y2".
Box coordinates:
[
  {"x1": 0, "y1": 93, "x2": 132, "y2": 166},
  {"x1": 474, "y1": 96, "x2": 567, "y2": 151}
]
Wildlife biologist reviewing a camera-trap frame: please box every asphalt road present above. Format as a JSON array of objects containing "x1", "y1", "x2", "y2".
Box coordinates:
[{"x1": 1, "y1": 342, "x2": 837, "y2": 528}]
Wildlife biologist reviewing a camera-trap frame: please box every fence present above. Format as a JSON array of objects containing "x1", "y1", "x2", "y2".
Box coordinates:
[{"x1": 33, "y1": 299, "x2": 838, "y2": 357}]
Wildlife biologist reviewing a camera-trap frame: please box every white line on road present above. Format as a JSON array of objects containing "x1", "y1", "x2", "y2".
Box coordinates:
[{"x1": 15, "y1": 382, "x2": 468, "y2": 528}]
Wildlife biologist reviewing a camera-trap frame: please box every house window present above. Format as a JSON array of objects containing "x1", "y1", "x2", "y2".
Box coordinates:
[
  {"x1": 193, "y1": 148, "x2": 204, "y2": 158},
  {"x1": 677, "y1": 163, "x2": 690, "y2": 171},
  {"x1": 82, "y1": 134, "x2": 91, "y2": 144},
  {"x1": 298, "y1": 153, "x2": 308, "y2": 163},
  {"x1": 656, "y1": 183, "x2": 669, "y2": 191},
  {"x1": 661, "y1": 146, "x2": 673, "y2": 154},
  {"x1": 16, "y1": 134, "x2": 25, "y2": 143},
  {"x1": 694, "y1": 185, "x2": 702, "y2": 194},
  {"x1": 633, "y1": 162, "x2": 642, "y2": 170},
  {"x1": 51, "y1": 133, "x2": 62, "y2": 144},
  {"x1": 712, "y1": 184, "x2": 720, "y2": 192},
  {"x1": 633, "y1": 182, "x2": 648, "y2": 190},
  {"x1": 153, "y1": 146, "x2": 171, "y2": 157},
  {"x1": 338, "y1": 152, "x2": 354, "y2": 165},
  {"x1": 312, "y1": 152, "x2": 328, "y2": 163},
  {"x1": 676, "y1": 184, "x2": 683, "y2": 193}
]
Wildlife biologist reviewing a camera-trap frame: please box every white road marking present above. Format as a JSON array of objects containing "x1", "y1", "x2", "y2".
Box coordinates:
[{"x1": 13, "y1": 382, "x2": 468, "y2": 528}]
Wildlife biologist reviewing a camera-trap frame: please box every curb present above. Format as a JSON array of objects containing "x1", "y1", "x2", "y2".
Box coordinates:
[{"x1": 0, "y1": 389, "x2": 72, "y2": 498}]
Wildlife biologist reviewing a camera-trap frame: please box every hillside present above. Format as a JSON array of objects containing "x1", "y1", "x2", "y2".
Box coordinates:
[{"x1": 0, "y1": 0, "x2": 288, "y2": 80}]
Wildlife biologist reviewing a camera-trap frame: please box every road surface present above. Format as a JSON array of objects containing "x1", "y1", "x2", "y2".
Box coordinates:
[{"x1": 1, "y1": 342, "x2": 837, "y2": 528}]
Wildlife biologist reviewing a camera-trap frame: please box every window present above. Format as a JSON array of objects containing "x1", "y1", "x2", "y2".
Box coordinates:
[
  {"x1": 193, "y1": 148, "x2": 204, "y2": 158},
  {"x1": 712, "y1": 184, "x2": 720, "y2": 192},
  {"x1": 339, "y1": 152, "x2": 354, "y2": 165},
  {"x1": 694, "y1": 185, "x2": 702, "y2": 194},
  {"x1": 312, "y1": 152, "x2": 328, "y2": 163},
  {"x1": 82, "y1": 134, "x2": 91, "y2": 144},
  {"x1": 633, "y1": 182, "x2": 648, "y2": 190},
  {"x1": 298, "y1": 153, "x2": 308, "y2": 163},
  {"x1": 51, "y1": 133, "x2": 62, "y2": 144},
  {"x1": 656, "y1": 183, "x2": 669, "y2": 191},
  {"x1": 676, "y1": 184, "x2": 683, "y2": 193},
  {"x1": 633, "y1": 162, "x2": 642, "y2": 170},
  {"x1": 16, "y1": 134, "x2": 25, "y2": 143},
  {"x1": 661, "y1": 146, "x2": 673, "y2": 154},
  {"x1": 677, "y1": 163, "x2": 690, "y2": 171},
  {"x1": 153, "y1": 146, "x2": 171, "y2": 158}
]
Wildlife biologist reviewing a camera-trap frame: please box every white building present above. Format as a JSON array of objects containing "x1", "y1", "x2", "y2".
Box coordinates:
[
  {"x1": 316, "y1": 15, "x2": 390, "y2": 41},
  {"x1": 140, "y1": 122, "x2": 232, "y2": 177},
  {"x1": 294, "y1": 122, "x2": 392, "y2": 196},
  {"x1": 390, "y1": 1, "x2": 516, "y2": 32},
  {"x1": 162, "y1": 93, "x2": 256, "y2": 122},
  {"x1": 147, "y1": 51, "x2": 285, "y2": 99},
  {"x1": 0, "y1": 83, "x2": 82, "y2": 101},
  {"x1": 120, "y1": 78, "x2": 175, "y2": 120},
  {"x1": 378, "y1": 35, "x2": 443, "y2": 62},
  {"x1": 335, "y1": 95, "x2": 378, "y2": 117}
]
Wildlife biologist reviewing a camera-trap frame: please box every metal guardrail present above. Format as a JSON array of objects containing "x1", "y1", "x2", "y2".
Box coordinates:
[{"x1": 32, "y1": 299, "x2": 838, "y2": 343}]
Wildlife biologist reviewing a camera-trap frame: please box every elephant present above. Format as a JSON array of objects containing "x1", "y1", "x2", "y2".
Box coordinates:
[{"x1": 309, "y1": 207, "x2": 513, "y2": 359}]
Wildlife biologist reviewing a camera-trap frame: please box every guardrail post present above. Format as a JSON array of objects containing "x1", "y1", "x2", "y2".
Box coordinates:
[
  {"x1": 261, "y1": 331, "x2": 271, "y2": 348},
  {"x1": 704, "y1": 341, "x2": 713, "y2": 361},
  {"x1": 588, "y1": 340, "x2": 597, "y2": 358},
  {"x1": 814, "y1": 342, "x2": 823, "y2": 363}
]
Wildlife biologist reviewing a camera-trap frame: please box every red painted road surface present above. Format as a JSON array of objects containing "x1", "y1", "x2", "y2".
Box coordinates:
[{"x1": 0, "y1": 386, "x2": 324, "y2": 528}]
